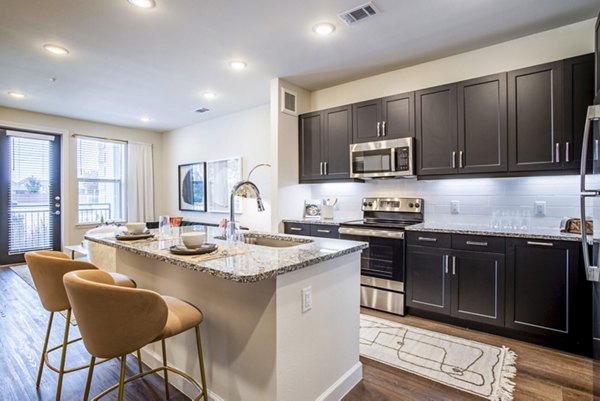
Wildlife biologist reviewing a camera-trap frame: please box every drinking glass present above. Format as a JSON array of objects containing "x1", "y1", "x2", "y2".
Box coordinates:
[{"x1": 158, "y1": 215, "x2": 172, "y2": 238}]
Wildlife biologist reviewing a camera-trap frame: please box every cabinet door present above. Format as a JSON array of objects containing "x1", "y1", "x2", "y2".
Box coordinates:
[
  {"x1": 381, "y1": 92, "x2": 415, "y2": 139},
  {"x1": 322, "y1": 105, "x2": 352, "y2": 180},
  {"x1": 406, "y1": 245, "x2": 451, "y2": 314},
  {"x1": 416, "y1": 84, "x2": 458, "y2": 176},
  {"x1": 451, "y1": 250, "x2": 505, "y2": 327},
  {"x1": 458, "y1": 73, "x2": 508, "y2": 174},
  {"x1": 283, "y1": 222, "x2": 311, "y2": 236},
  {"x1": 299, "y1": 112, "x2": 323, "y2": 182},
  {"x1": 352, "y1": 99, "x2": 381, "y2": 143},
  {"x1": 309, "y1": 224, "x2": 339, "y2": 239},
  {"x1": 505, "y1": 239, "x2": 577, "y2": 338},
  {"x1": 596, "y1": 15, "x2": 600, "y2": 95},
  {"x1": 508, "y1": 62, "x2": 563, "y2": 172},
  {"x1": 563, "y1": 53, "x2": 595, "y2": 170}
]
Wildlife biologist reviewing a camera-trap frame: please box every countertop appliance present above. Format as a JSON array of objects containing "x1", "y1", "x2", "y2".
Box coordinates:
[
  {"x1": 339, "y1": 197, "x2": 423, "y2": 315},
  {"x1": 350, "y1": 137, "x2": 415, "y2": 179}
]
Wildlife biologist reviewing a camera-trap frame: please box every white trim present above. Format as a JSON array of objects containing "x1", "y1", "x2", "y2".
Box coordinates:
[
  {"x1": 6, "y1": 130, "x2": 56, "y2": 141},
  {"x1": 316, "y1": 361, "x2": 363, "y2": 401}
]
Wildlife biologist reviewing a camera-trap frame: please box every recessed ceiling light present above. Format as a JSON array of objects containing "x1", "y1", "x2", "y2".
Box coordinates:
[
  {"x1": 203, "y1": 92, "x2": 217, "y2": 99},
  {"x1": 7, "y1": 91, "x2": 25, "y2": 99},
  {"x1": 127, "y1": 0, "x2": 156, "y2": 8},
  {"x1": 229, "y1": 60, "x2": 247, "y2": 70},
  {"x1": 43, "y1": 44, "x2": 69, "y2": 55},
  {"x1": 140, "y1": 116, "x2": 151, "y2": 122},
  {"x1": 312, "y1": 22, "x2": 336, "y2": 36}
]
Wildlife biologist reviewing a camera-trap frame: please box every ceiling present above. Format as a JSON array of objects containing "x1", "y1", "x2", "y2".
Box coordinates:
[{"x1": 0, "y1": 0, "x2": 598, "y2": 132}]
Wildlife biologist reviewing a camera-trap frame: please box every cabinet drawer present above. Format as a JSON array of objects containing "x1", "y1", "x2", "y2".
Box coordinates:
[
  {"x1": 452, "y1": 234, "x2": 505, "y2": 253},
  {"x1": 310, "y1": 224, "x2": 339, "y2": 239},
  {"x1": 283, "y1": 223, "x2": 311, "y2": 236},
  {"x1": 406, "y1": 232, "x2": 451, "y2": 248}
]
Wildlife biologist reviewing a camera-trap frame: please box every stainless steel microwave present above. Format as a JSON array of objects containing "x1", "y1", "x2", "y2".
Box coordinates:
[{"x1": 350, "y1": 138, "x2": 415, "y2": 178}]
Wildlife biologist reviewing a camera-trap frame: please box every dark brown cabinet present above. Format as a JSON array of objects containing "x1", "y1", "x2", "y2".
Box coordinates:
[
  {"x1": 283, "y1": 221, "x2": 339, "y2": 239},
  {"x1": 406, "y1": 232, "x2": 505, "y2": 327},
  {"x1": 505, "y1": 239, "x2": 578, "y2": 339},
  {"x1": 508, "y1": 61, "x2": 564, "y2": 172},
  {"x1": 299, "y1": 105, "x2": 352, "y2": 183},
  {"x1": 352, "y1": 92, "x2": 415, "y2": 143}
]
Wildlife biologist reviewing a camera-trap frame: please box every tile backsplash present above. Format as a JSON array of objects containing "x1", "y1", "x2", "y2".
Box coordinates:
[{"x1": 310, "y1": 175, "x2": 584, "y2": 228}]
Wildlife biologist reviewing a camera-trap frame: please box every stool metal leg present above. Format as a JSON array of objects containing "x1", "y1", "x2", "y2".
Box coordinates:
[
  {"x1": 83, "y1": 356, "x2": 96, "y2": 401},
  {"x1": 37, "y1": 311, "x2": 54, "y2": 387},
  {"x1": 55, "y1": 309, "x2": 72, "y2": 401},
  {"x1": 136, "y1": 349, "x2": 143, "y2": 374},
  {"x1": 117, "y1": 353, "x2": 127, "y2": 401},
  {"x1": 161, "y1": 339, "x2": 170, "y2": 400},
  {"x1": 195, "y1": 326, "x2": 208, "y2": 401}
]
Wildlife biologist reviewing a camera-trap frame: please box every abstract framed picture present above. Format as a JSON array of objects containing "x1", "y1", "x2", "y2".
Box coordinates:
[
  {"x1": 206, "y1": 157, "x2": 242, "y2": 213},
  {"x1": 178, "y1": 162, "x2": 206, "y2": 212}
]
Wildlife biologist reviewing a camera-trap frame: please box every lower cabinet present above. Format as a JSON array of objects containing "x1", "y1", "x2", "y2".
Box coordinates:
[
  {"x1": 406, "y1": 245, "x2": 451, "y2": 314},
  {"x1": 283, "y1": 222, "x2": 339, "y2": 239}
]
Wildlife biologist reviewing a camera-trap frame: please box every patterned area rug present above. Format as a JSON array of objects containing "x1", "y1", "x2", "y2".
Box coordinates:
[
  {"x1": 360, "y1": 314, "x2": 516, "y2": 401},
  {"x1": 8, "y1": 264, "x2": 77, "y2": 326}
]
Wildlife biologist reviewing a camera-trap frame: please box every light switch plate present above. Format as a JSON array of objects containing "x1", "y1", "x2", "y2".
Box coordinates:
[
  {"x1": 302, "y1": 286, "x2": 312, "y2": 313},
  {"x1": 451, "y1": 200, "x2": 460, "y2": 214},
  {"x1": 534, "y1": 201, "x2": 546, "y2": 217}
]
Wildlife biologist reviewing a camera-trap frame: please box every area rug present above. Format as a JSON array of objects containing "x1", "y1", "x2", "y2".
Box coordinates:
[
  {"x1": 360, "y1": 314, "x2": 516, "y2": 401},
  {"x1": 8, "y1": 264, "x2": 77, "y2": 326}
]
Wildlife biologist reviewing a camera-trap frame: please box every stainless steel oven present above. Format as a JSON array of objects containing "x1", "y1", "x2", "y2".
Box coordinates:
[
  {"x1": 339, "y1": 197, "x2": 423, "y2": 315},
  {"x1": 350, "y1": 137, "x2": 415, "y2": 179}
]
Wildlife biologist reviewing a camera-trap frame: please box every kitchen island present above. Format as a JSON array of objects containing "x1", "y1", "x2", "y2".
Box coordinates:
[{"x1": 85, "y1": 227, "x2": 368, "y2": 401}]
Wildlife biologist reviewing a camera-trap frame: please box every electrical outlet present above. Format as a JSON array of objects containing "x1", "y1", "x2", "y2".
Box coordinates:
[
  {"x1": 534, "y1": 201, "x2": 546, "y2": 217},
  {"x1": 302, "y1": 286, "x2": 312, "y2": 313},
  {"x1": 450, "y1": 200, "x2": 460, "y2": 214}
]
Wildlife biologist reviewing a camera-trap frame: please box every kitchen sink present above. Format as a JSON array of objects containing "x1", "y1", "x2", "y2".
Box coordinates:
[{"x1": 214, "y1": 234, "x2": 313, "y2": 248}]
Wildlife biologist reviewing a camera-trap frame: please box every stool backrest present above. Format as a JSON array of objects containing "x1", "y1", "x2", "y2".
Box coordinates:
[
  {"x1": 63, "y1": 269, "x2": 168, "y2": 359},
  {"x1": 24, "y1": 251, "x2": 98, "y2": 312}
]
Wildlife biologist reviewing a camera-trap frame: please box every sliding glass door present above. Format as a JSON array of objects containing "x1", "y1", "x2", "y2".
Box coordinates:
[{"x1": 0, "y1": 129, "x2": 61, "y2": 265}]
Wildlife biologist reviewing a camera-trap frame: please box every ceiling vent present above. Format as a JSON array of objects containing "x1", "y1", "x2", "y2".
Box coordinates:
[
  {"x1": 338, "y1": 1, "x2": 380, "y2": 25},
  {"x1": 195, "y1": 107, "x2": 210, "y2": 113}
]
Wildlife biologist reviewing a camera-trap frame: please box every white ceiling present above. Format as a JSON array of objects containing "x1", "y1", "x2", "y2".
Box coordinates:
[{"x1": 0, "y1": 0, "x2": 598, "y2": 132}]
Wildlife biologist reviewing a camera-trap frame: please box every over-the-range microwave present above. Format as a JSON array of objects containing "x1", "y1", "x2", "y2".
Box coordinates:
[{"x1": 350, "y1": 137, "x2": 415, "y2": 179}]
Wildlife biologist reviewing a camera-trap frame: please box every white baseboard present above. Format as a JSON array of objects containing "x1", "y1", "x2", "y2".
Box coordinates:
[{"x1": 316, "y1": 361, "x2": 363, "y2": 401}]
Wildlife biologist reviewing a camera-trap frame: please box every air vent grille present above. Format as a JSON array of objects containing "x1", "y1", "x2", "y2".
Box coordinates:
[
  {"x1": 338, "y1": 1, "x2": 380, "y2": 25},
  {"x1": 195, "y1": 107, "x2": 210, "y2": 113}
]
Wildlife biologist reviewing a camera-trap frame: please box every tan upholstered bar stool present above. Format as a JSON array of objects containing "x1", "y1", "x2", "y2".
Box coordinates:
[
  {"x1": 24, "y1": 251, "x2": 140, "y2": 401},
  {"x1": 63, "y1": 269, "x2": 208, "y2": 401}
]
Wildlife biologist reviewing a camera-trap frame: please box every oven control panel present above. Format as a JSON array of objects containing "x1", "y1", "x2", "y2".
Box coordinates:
[{"x1": 361, "y1": 197, "x2": 423, "y2": 213}]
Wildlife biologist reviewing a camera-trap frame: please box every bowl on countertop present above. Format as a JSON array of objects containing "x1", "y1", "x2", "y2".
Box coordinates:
[
  {"x1": 125, "y1": 222, "x2": 147, "y2": 234},
  {"x1": 181, "y1": 232, "x2": 206, "y2": 249}
]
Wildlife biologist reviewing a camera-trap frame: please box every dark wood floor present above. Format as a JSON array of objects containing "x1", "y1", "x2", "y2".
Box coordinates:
[
  {"x1": 0, "y1": 265, "x2": 189, "y2": 401},
  {"x1": 345, "y1": 309, "x2": 600, "y2": 401},
  {"x1": 2, "y1": 264, "x2": 599, "y2": 401}
]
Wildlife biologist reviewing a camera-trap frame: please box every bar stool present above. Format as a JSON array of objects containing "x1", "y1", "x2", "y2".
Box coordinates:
[
  {"x1": 63, "y1": 269, "x2": 208, "y2": 401},
  {"x1": 24, "y1": 251, "x2": 140, "y2": 401}
]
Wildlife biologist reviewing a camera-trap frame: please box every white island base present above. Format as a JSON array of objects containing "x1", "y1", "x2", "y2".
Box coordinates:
[{"x1": 114, "y1": 248, "x2": 362, "y2": 401}]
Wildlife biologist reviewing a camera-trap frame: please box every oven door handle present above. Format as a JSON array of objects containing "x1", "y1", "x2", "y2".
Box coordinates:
[{"x1": 339, "y1": 227, "x2": 404, "y2": 239}]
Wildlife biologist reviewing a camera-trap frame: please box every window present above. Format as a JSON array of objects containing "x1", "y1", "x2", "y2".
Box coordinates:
[{"x1": 76, "y1": 137, "x2": 126, "y2": 224}]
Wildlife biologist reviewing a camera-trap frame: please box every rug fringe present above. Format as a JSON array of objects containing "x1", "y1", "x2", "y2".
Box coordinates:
[{"x1": 490, "y1": 346, "x2": 517, "y2": 401}]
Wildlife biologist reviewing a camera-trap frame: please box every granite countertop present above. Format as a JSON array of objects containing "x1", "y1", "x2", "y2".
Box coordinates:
[
  {"x1": 85, "y1": 227, "x2": 367, "y2": 283},
  {"x1": 405, "y1": 222, "x2": 582, "y2": 242},
  {"x1": 282, "y1": 218, "x2": 347, "y2": 226}
]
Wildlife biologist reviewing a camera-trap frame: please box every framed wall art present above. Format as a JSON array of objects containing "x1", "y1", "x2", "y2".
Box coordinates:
[
  {"x1": 206, "y1": 157, "x2": 242, "y2": 213},
  {"x1": 178, "y1": 162, "x2": 206, "y2": 212}
]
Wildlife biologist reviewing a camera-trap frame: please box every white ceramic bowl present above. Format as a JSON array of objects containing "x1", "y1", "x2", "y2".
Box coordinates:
[
  {"x1": 181, "y1": 232, "x2": 206, "y2": 249},
  {"x1": 125, "y1": 222, "x2": 146, "y2": 234}
]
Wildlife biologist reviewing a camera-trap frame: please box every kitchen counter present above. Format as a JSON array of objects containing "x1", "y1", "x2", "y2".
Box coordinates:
[
  {"x1": 85, "y1": 227, "x2": 366, "y2": 283},
  {"x1": 405, "y1": 222, "x2": 582, "y2": 242},
  {"x1": 86, "y1": 226, "x2": 365, "y2": 401}
]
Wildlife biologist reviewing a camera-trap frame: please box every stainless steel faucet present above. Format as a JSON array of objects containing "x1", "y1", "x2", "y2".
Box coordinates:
[{"x1": 228, "y1": 163, "x2": 270, "y2": 237}]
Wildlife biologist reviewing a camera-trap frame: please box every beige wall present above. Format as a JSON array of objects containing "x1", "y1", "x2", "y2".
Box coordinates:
[
  {"x1": 0, "y1": 106, "x2": 163, "y2": 247},
  {"x1": 311, "y1": 18, "x2": 595, "y2": 111}
]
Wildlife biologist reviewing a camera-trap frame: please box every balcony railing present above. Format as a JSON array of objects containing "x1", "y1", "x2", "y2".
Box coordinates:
[
  {"x1": 79, "y1": 203, "x2": 112, "y2": 224},
  {"x1": 9, "y1": 206, "x2": 50, "y2": 254}
]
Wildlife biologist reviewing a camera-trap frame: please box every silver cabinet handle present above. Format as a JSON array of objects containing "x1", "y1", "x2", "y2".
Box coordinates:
[
  {"x1": 324, "y1": 161, "x2": 328, "y2": 175},
  {"x1": 565, "y1": 141, "x2": 570, "y2": 163},
  {"x1": 444, "y1": 255, "x2": 449, "y2": 274},
  {"x1": 555, "y1": 142, "x2": 560, "y2": 163},
  {"x1": 452, "y1": 151, "x2": 456, "y2": 168},
  {"x1": 452, "y1": 256, "x2": 456, "y2": 275},
  {"x1": 466, "y1": 241, "x2": 488, "y2": 247},
  {"x1": 382, "y1": 121, "x2": 386, "y2": 136},
  {"x1": 317, "y1": 229, "x2": 331, "y2": 233},
  {"x1": 595, "y1": 139, "x2": 599, "y2": 162},
  {"x1": 289, "y1": 227, "x2": 303, "y2": 231},
  {"x1": 376, "y1": 121, "x2": 381, "y2": 137},
  {"x1": 319, "y1": 162, "x2": 323, "y2": 175},
  {"x1": 527, "y1": 241, "x2": 553, "y2": 247},
  {"x1": 459, "y1": 151, "x2": 463, "y2": 168},
  {"x1": 418, "y1": 237, "x2": 437, "y2": 242}
]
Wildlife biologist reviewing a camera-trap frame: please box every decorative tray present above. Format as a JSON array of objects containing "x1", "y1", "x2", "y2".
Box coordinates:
[
  {"x1": 169, "y1": 243, "x2": 218, "y2": 255},
  {"x1": 115, "y1": 232, "x2": 154, "y2": 241}
]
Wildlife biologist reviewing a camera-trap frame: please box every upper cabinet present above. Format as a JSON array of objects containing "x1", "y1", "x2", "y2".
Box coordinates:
[
  {"x1": 352, "y1": 92, "x2": 415, "y2": 143},
  {"x1": 299, "y1": 105, "x2": 352, "y2": 183},
  {"x1": 508, "y1": 61, "x2": 564, "y2": 172}
]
